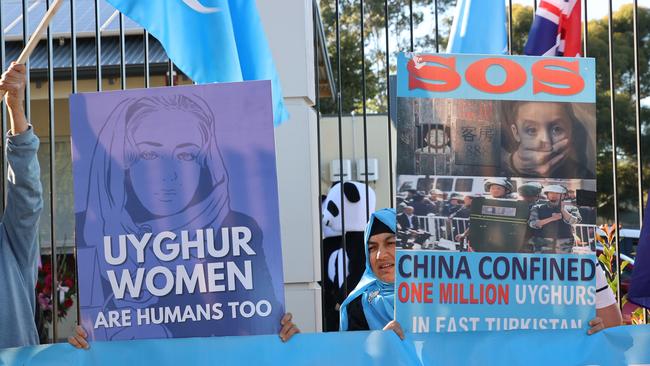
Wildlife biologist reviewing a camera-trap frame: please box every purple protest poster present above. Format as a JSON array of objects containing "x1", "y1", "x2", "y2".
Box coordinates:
[{"x1": 69, "y1": 81, "x2": 285, "y2": 341}]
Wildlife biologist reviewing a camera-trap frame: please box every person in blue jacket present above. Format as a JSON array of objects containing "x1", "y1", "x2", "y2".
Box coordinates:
[
  {"x1": 0, "y1": 62, "x2": 44, "y2": 349},
  {"x1": 339, "y1": 208, "x2": 404, "y2": 339}
]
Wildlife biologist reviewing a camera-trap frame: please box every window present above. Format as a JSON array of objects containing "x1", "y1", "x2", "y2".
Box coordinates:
[
  {"x1": 435, "y1": 178, "x2": 453, "y2": 192},
  {"x1": 454, "y1": 178, "x2": 473, "y2": 192},
  {"x1": 417, "y1": 177, "x2": 434, "y2": 192}
]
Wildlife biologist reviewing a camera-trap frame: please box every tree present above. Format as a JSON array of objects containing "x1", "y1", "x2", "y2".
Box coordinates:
[
  {"x1": 319, "y1": 0, "x2": 454, "y2": 115},
  {"x1": 509, "y1": 4, "x2": 650, "y2": 226}
]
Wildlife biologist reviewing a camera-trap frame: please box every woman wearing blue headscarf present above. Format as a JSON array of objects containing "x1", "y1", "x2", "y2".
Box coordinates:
[{"x1": 339, "y1": 208, "x2": 404, "y2": 339}]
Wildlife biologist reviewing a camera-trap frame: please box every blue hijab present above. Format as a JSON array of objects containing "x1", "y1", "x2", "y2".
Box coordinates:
[{"x1": 339, "y1": 208, "x2": 396, "y2": 331}]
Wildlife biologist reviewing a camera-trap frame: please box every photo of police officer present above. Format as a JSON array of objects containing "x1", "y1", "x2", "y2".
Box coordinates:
[
  {"x1": 484, "y1": 177, "x2": 514, "y2": 199},
  {"x1": 395, "y1": 175, "x2": 596, "y2": 253},
  {"x1": 517, "y1": 182, "x2": 544, "y2": 207},
  {"x1": 528, "y1": 185, "x2": 582, "y2": 254}
]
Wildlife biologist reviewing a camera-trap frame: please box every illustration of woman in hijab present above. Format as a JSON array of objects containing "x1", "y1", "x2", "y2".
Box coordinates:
[
  {"x1": 76, "y1": 94, "x2": 281, "y2": 340},
  {"x1": 339, "y1": 208, "x2": 405, "y2": 339}
]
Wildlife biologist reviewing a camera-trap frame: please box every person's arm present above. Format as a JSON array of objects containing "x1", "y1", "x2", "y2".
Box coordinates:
[
  {"x1": 278, "y1": 313, "x2": 300, "y2": 342},
  {"x1": 383, "y1": 320, "x2": 405, "y2": 340},
  {"x1": 68, "y1": 325, "x2": 90, "y2": 349},
  {"x1": 588, "y1": 266, "x2": 622, "y2": 335},
  {"x1": 0, "y1": 62, "x2": 43, "y2": 276},
  {"x1": 455, "y1": 227, "x2": 470, "y2": 242},
  {"x1": 2, "y1": 62, "x2": 28, "y2": 135},
  {"x1": 528, "y1": 206, "x2": 561, "y2": 229},
  {"x1": 561, "y1": 202, "x2": 581, "y2": 225},
  {"x1": 589, "y1": 303, "x2": 622, "y2": 334}
]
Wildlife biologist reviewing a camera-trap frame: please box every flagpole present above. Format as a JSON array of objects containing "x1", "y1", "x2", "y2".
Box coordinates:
[
  {"x1": 16, "y1": 0, "x2": 63, "y2": 64},
  {"x1": 1, "y1": 0, "x2": 63, "y2": 101}
]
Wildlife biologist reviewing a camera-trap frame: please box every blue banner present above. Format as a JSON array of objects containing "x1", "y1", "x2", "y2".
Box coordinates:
[
  {"x1": 397, "y1": 53, "x2": 595, "y2": 103},
  {"x1": 2, "y1": 326, "x2": 649, "y2": 365}
]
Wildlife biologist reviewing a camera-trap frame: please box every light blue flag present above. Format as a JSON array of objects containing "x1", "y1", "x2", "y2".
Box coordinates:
[
  {"x1": 446, "y1": 0, "x2": 507, "y2": 54},
  {"x1": 105, "y1": 0, "x2": 289, "y2": 125}
]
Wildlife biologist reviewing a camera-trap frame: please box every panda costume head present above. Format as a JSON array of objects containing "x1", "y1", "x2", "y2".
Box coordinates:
[{"x1": 322, "y1": 181, "x2": 376, "y2": 237}]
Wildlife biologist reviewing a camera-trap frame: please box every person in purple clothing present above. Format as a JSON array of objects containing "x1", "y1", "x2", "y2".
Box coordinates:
[{"x1": 0, "y1": 62, "x2": 44, "y2": 349}]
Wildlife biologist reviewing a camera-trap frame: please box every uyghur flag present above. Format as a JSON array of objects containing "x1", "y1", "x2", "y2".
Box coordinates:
[
  {"x1": 446, "y1": 0, "x2": 507, "y2": 54},
  {"x1": 105, "y1": 0, "x2": 289, "y2": 125},
  {"x1": 524, "y1": 0, "x2": 582, "y2": 57},
  {"x1": 629, "y1": 199, "x2": 650, "y2": 308}
]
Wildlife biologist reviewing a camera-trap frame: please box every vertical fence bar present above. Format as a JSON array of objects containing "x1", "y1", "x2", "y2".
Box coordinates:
[
  {"x1": 21, "y1": 0, "x2": 30, "y2": 121},
  {"x1": 144, "y1": 31, "x2": 150, "y2": 88},
  {"x1": 119, "y1": 13, "x2": 126, "y2": 90},
  {"x1": 360, "y1": 0, "x2": 369, "y2": 222},
  {"x1": 632, "y1": 0, "x2": 647, "y2": 325},
  {"x1": 312, "y1": 0, "x2": 326, "y2": 330},
  {"x1": 168, "y1": 59, "x2": 174, "y2": 86},
  {"x1": 607, "y1": 0, "x2": 622, "y2": 308},
  {"x1": 408, "y1": 0, "x2": 413, "y2": 51},
  {"x1": 632, "y1": 0, "x2": 644, "y2": 227},
  {"x1": 71, "y1": 0, "x2": 77, "y2": 94},
  {"x1": 95, "y1": 0, "x2": 102, "y2": 91},
  {"x1": 46, "y1": 0, "x2": 58, "y2": 342},
  {"x1": 385, "y1": 0, "x2": 393, "y2": 207},
  {"x1": 1, "y1": 0, "x2": 7, "y2": 210},
  {"x1": 70, "y1": 0, "x2": 81, "y2": 324},
  {"x1": 507, "y1": 0, "x2": 513, "y2": 54},
  {"x1": 583, "y1": 0, "x2": 588, "y2": 56},
  {"x1": 434, "y1": 0, "x2": 439, "y2": 52},
  {"x1": 334, "y1": 0, "x2": 348, "y2": 296}
]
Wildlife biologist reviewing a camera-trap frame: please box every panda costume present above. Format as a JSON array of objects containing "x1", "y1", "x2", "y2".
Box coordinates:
[{"x1": 321, "y1": 181, "x2": 376, "y2": 331}]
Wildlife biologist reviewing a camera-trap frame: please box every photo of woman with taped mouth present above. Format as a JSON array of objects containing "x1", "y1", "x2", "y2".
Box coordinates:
[{"x1": 500, "y1": 101, "x2": 596, "y2": 179}]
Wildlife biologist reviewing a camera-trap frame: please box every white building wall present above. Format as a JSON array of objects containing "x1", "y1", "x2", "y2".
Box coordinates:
[
  {"x1": 256, "y1": 0, "x2": 322, "y2": 332},
  {"x1": 320, "y1": 115, "x2": 397, "y2": 211}
]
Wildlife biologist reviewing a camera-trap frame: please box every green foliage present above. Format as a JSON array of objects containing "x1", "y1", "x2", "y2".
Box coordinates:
[
  {"x1": 506, "y1": 4, "x2": 650, "y2": 226},
  {"x1": 596, "y1": 225, "x2": 625, "y2": 300},
  {"x1": 319, "y1": 0, "x2": 454, "y2": 114}
]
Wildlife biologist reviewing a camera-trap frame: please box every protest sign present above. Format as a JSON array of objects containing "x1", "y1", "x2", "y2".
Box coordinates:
[
  {"x1": 395, "y1": 53, "x2": 598, "y2": 334},
  {"x1": 70, "y1": 81, "x2": 285, "y2": 341}
]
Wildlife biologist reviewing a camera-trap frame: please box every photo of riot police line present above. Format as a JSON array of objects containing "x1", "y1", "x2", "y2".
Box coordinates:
[
  {"x1": 396, "y1": 98, "x2": 596, "y2": 180},
  {"x1": 396, "y1": 175, "x2": 597, "y2": 254}
]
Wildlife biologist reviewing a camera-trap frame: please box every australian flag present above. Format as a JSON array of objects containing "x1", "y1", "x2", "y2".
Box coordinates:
[{"x1": 524, "y1": 0, "x2": 582, "y2": 57}]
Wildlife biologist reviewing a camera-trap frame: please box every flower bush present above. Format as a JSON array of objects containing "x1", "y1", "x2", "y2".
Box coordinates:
[{"x1": 36, "y1": 254, "x2": 77, "y2": 322}]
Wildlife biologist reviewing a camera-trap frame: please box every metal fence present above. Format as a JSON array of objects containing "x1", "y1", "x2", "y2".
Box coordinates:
[
  {"x1": 0, "y1": 0, "x2": 647, "y2": 343},
  {"x1": 315, "y1": 0, "x2": 649, "y2": 326}
]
